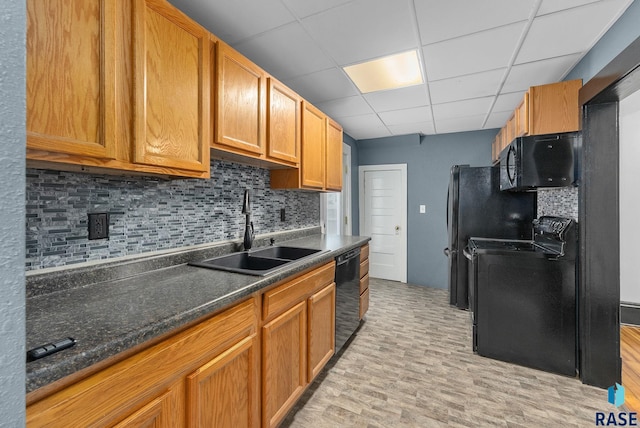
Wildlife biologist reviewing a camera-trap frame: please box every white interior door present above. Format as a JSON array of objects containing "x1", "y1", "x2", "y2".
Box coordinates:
[{"x1": 359, "y1": 164, "x2": 407, "y2": 282}]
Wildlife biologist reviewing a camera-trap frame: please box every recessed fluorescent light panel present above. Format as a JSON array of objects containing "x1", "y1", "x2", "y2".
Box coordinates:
[{"x1": 344, "y1": 50, "x2": 423, "y2": 94}]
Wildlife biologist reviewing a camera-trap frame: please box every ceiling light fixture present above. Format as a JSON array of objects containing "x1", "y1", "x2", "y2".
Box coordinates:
[{"x1": 343, "y1": 50, "x2": 424, "y2": 94}]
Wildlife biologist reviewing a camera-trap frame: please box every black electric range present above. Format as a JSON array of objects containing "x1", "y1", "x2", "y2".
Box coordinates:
[{"x1": 465, "y1": 216, "x2": 578, "y2": 376}]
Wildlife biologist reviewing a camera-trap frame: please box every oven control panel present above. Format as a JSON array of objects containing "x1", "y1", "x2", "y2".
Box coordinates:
[{"x1": 534, "y1": 216, "x2": 573, "y2": 238}]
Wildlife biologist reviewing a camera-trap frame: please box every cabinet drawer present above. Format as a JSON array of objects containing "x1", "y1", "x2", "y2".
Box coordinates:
[
  {"x1": 360, "y1": 259, "x2": 369, "y2": 279},
  {"x1": 359, "y1": 287, "x2": 369, "y2": 320},
  {"x1": 262, "y1": 262, "x2": 335, "y2": 321},
  {"x1": 359, "y1": 273, "x2": 369, "y2": 295},
  {"x1": 360, "y1": 244, "x2": 369, "y2": 263}
]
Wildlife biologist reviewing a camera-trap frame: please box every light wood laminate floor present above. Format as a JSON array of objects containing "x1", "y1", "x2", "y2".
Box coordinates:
[{"x1": 282, "y1": 278, "x2": 616, "y2": 427}]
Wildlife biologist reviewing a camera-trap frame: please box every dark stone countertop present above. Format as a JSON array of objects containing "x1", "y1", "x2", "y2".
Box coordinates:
[{"x1": 26, "y1": 233, "x2": 370, "y2": 394}]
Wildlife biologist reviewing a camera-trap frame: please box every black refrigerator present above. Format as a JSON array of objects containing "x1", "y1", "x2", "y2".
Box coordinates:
[{"x1": 446, "y1": 165, "x2": 536, "y2": 309}]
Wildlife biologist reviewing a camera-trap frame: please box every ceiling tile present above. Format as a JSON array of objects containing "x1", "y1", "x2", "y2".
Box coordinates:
[
  {"x1": 429, "y1": 69, "x2": 505, "y2": 104},
  {"x1": 435, "y1": 114, "x2": 487, "y2": 134},
  {"x1": 414, "y1": 0, "x2": 532, "y2": 45},
  {"x1": 281, "y1": 0, "x2": 354, "y2": 19},
  {"x1": 363, "y1": 86, "x2": 430, "y2": 112},
  {"x1": 484, "y1": 111, "x2": 513, "y2": 129},
  {"x1": 432, "y1": 97, "x2": 494, "y2": 121},
  {"x1": 537, "y1": 0, "x2": 601, "y2": 16},
  {"x1": 387, "y1": 121, "x2": 436, "y2": 136},
  {"x1": 284, "y1": 68, "x2": 359, "y2": 104},
  {"x1": 169, "y1": 0, "x2": 294, "y2": 45},
  {"x1": 347, "y1": 127, "x2": 392, "y2": 140},
  {"x1": 316, "y1": 96, "x2": 374, "y2": 118},
  {"x1": 234, "y1": 22, "x2": 335, "y2": 80},
  {"x1": 379, "y1": 106, "x2": 432, "y2": 126},
  {"x1": 338, "y1": 113, "x2": 389, "y2": 139},
  {"x1": 516, "y1": 0, "x2": 632, "y2": 64},
  {"x1": 301, "y1": 0, "x2": 417, "y2": 65},
  {"x1": 503, "y1": 53, "x2": 582, "y2": 93},
  {"x1": 423, "y1": 23, "x2": 524, "y2": 81},
  {"x1": 493, "y1": 91, "x2": 527, "y2": 112}
]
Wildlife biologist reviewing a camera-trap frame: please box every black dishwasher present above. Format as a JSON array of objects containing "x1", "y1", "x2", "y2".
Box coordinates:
[{"x1": 335, "y1": 248, "x2": 361, "y2": 352}]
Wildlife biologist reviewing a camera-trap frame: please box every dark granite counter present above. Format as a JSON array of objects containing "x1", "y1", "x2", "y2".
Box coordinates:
[{"x1": 26, "y1": 232, "x2": 370, "y2": 394}]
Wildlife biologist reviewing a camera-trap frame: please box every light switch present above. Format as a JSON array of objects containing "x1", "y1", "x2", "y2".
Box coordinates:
[{"x1": 419, "y1": 205, "x2": 426, "y2": 214}]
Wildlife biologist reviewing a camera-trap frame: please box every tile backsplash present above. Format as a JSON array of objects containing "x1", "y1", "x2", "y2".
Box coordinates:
[
  {"x1": 537, "y1": 187, "x2": 579, "y2": 221},
  {"x1": 26, "y1": 161, "x2": 319, "y2": 270}
]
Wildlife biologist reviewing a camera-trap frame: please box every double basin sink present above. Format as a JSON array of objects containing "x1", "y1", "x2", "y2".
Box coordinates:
[{"x1": 189, "y1": 246, "x2": 325, "y2": 276}]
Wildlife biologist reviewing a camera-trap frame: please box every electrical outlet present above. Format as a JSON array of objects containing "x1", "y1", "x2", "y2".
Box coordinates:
[
  {"x1": 280, "y1": 208, "x2": 286, "y2": 222},
  {"x1": 88, "y1": 213, "x2": 109, "y2": 240}
]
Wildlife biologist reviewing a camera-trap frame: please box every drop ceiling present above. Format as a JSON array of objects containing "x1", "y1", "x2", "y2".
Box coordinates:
[{"x1": 169, "y1": 0, "x2": 633, "y2": 140}]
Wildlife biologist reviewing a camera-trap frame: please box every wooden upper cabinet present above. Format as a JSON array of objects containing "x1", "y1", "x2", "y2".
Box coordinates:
[
  {"x1": 325, "y1": 118, "x2": 343, "y2": 192},
  {"x1": 133, "y1": 0, "x2": 210, "y2": 173},
  {"x1": 26, "y1": 0, "x2": 117, "y2": 159},
  {"x1": 492, "y1": 79, "x2": 581, "y2": 161},
  {"x1": 266, "y1": 77, "x2": 300, "y2": 166},
  {"x1": 301, "y1": 102, "x2": 326, "y2": 190},
  {"x1": 26, "y1": 0, "x2": 210, "y2": 178},
  {"x1": 270, "y1": 102, "x2": 344, "y2": 192},
  {"x1": 215, "y1": 42, "x2": 266, "y2": 156},
  {"x1": 528, "y1": 79, "x2": 582, "y2": 135},
  {"x1": 515, "y1": 92, "x2": 529, "y2": 137}
]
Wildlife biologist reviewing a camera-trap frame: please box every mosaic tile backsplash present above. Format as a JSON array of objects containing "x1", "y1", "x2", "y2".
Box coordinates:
[
  {"x1": 26, "y1": 161, "x2": 320, "y2": 270},
  {"x1": 537, "y1": 187, "x2": 579, "y2": 221}
]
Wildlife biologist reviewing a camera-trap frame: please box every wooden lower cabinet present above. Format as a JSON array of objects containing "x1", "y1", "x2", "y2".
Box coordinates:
[
  {"x1": 262, "y1": 301, "x2": 307, "y2": 428},
  {"x1": 186, "y1": 335, "x2": 258, "y2": 428},
  {"x1": 308, "y1": 283, "x2": 336, "y2": 381},
  {"x1": 26, "y1": 298, "x2": 259, "y2": 428},
  {"x1": 27, "y1": 261, "x2": 340, "y2": 428},
  {"x1": 359, "y1": 244, "x2": 370, "y2": 319},
  {"x1": 261, "y1": 262, "x2": 336, "y2": 428},
  {"x1": 112, "y1": 387, "x2": 179, "y2": 428}
]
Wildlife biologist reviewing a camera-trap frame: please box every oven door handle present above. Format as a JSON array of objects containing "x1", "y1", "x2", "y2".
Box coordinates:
[{"x1": 462, "y1": 247, "x2": 473, "y2": 260}]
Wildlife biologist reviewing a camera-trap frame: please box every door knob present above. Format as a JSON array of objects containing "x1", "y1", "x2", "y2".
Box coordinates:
[{"x1": 395, "y1": 225, "x2": 400, "y2": 235}]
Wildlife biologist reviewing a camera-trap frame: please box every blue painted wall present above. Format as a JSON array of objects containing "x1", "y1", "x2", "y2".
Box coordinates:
[
  {"x1": 357, "y1": 131, "x2": 494, "y2": 288},
  {"x1": 0, "y1": 0, "x2": 26, "y2": 424},
  {"x1": 566, "y1": 0, "x2": 640, "y2": 82}
]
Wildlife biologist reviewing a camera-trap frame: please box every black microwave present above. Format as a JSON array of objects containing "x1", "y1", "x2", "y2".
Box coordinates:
[{"x1": 499, "y1": 132, "x2": 579, "y2": 191}]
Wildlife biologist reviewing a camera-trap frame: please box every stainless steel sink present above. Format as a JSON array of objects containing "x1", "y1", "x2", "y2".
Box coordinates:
[{"x1": 189, "y1": 246, "x2": 324, "y2": 276}]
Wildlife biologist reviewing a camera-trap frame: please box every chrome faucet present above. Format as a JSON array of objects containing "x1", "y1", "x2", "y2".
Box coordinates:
[{"x1": 242, "y1": 189, "x2": 254, "y2": 250}]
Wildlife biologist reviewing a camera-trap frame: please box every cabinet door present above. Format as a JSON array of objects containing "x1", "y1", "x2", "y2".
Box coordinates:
[
  {"x1": 301, "y1": 102, "x2": 326, "y2": 189},
  {"x1": 262, "y1": 301, "x2": 307, "y2": 428},
  {"x1": 359, "y1": 287, "x2": 370, "y2": 320},
  {"x1": 133, "y1": 0, "x2": 210, "y2": 172},
  {"x1": 26, "y1": 0, "x2": 117, "y2": 159},
  {"x1": 112, "y1": 389, "x2": 177, "y2": 428},
  {"x1": 515, "y1": 92, "x2": 529, "y2": 137},
  {"x1": 215, "y1": 42, "x2": 266, "y2": 156},
  {"x1": 505, "y1": 114, "x2": 516, "y2": 146},
  {"x1": 528, "y1": 79, "x2": 581, "y2": 135},
  {"x1": 186, "y1": 335, "x2": 259, "y2": 428},
  {"x1": 308, "y1": 283, "x2": 336, "y2": 381},
  {"x1": 325, "y1": 118, "x2": 343, "y2": 191},
  {"x1": 267, "y1": 78, "x2": 300, "y2": 166}
]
